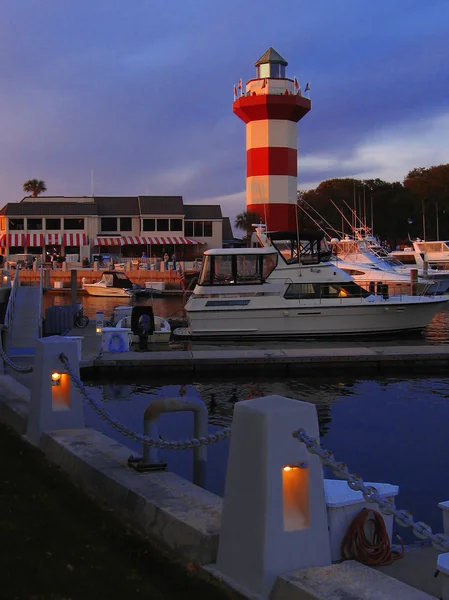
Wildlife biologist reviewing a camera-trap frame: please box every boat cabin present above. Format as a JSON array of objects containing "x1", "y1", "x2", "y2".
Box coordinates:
[
  {"x1": 268, "y1": 230, "x2": 332, "y2": 265},
  {"x1": 98, "y1": 271, "x2": 133, "y2": 289},
  {"x1": 198, "y1": 247, "x2": 278, "y2": 286}
]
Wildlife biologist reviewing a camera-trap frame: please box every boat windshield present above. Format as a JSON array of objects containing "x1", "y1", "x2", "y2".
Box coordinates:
[
  {"x1": 198, "y1": 252, "x2": 278, "y2": 285},
  {"x1": 271, "y1": 236, "x2": 332, "y2": 265},
  {"x1": 99, "y1": 272, "x2": 132, "y2": 288},
  {"x1": 284, "y1": 281, "x2": 371, "y2": 299}
]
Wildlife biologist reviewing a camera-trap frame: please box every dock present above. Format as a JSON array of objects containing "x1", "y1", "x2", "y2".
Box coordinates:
[{"x1": 64, "y1": 323, "x2": 449, "y2": 376}]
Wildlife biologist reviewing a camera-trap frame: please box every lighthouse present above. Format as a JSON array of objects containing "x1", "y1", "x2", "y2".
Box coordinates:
[{"x1": 233, "y1": 48, "x2": 311, "y2": 232}]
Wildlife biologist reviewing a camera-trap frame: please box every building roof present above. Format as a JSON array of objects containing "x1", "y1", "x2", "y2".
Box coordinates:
[
  {"x1": 0, "y1": 202, "x2": 97, "y2": 216},
  {"x1": 255, "y1": 47, "x2": 288, "y2": 67},
  {"x1": 139, "y1": 196, "x2": 184, "y2": 215},
  {"x1": 184, "y1": 204, "x2": 223, "y2": 220},
  {"x1": 95, "y1": 197, "x2": 140, "y2": 216},
  {"x1": 222, "y1": 217, "x2": 234, "y2": 240}
]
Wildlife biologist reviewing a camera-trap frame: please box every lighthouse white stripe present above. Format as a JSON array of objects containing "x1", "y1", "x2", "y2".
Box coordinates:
[
  {"x1": 246, "y1": 176, "x2": 298, "y2": 206},
  {"x1": 246, "y1": 119, "x2": 297, "y2": 150}
]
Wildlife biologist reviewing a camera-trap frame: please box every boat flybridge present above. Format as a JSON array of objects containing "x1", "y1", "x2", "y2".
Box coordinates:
[{"x1": 181, "y1": 226, "x2": 448, "y2": 340}]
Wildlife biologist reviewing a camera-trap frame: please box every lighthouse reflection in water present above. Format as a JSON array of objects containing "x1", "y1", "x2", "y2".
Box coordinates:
[{"x1": 84, "y1": 373, "x2": 449, "y2": 543}]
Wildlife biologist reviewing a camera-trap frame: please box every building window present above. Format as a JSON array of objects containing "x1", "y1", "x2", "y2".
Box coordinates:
[
  {"x1": 46, "y1": 218, "x2": 61, "y2": 230},
  {"x1": 8, "y1": 218, "x2": 24, "y2": 230},
  {"x1": 194, "y1": 221, "x2": 204, "y2": 237},
  {"x1": 185, "y1": 221, "x2": 193, "y2": 236},
  {"x1": 203, "y1": 221, "x2": 213, "y2": 237},
  {"x1": 170, "y1": 219, "x2": 183, "y2": 232},
  {"x1": 27, "y1": 218, "x2": 43, "y2": 230},
  {"x1": 0, "y1": 218, "x2": 5, "y2": 230},
  {"x1": 63, "y1": 218, "x2": 84, "y2": 230},
  {"x1": 142, "y1": 218, "x2": 155, "y2": 232},
  {"x1": 101, "y1": 217, "x2": 118, "y2": 232},
  {"x1": 120, "y1": 217, "x2": 132, "y2": 231},
  {"x1": 157, "y1": 219, "x2": 169, "y2": 232}
]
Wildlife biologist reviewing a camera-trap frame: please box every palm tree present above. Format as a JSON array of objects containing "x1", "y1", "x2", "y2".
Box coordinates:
[
  {"x1": 23, "y1": 179, "x2": 47, "y2": 197},
  {"x1": 234, "y1": 210, "x2": 262, "y2": 246}
]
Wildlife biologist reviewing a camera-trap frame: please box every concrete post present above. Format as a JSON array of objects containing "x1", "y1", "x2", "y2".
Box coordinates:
[
  {"x1": 437, "y1": 553, "x2": 449, "y2": 599},
  {"x1": 71, "y1": 269, "x2": 77, "y2": 305},
  {"x1": 216, "y1": 395, "x2": 331, "y2": 598},
  {"x1": 26, "y1": 336, "x2": 84, "y2": 446}
]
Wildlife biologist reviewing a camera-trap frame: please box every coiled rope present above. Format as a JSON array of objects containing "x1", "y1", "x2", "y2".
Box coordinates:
[{"x1": 341, "y1": 508, "x2": 404, "y2": 566}]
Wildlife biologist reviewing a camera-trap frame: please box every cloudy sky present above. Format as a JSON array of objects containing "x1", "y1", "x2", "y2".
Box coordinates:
[{"x1": 1, "y1": 0, "x2": 448, "y2": 230}]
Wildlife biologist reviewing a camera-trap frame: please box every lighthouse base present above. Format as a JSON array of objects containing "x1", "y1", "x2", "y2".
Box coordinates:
[{"x1": 248, "y1": 203, "x2": 298, "y2": 232}]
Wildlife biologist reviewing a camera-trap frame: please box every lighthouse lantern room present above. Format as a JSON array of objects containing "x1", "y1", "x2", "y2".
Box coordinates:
[{"x1": 233, "y1": 47, "x2": 311, "y2": 232}]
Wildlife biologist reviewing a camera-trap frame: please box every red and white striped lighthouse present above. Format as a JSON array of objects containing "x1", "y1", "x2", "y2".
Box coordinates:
[{"x1": 233, "y1": 48, "x2": 311, "y2": 231}]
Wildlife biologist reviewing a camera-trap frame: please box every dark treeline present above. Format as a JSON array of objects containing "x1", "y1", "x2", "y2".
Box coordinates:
[{"x1": 299, "y1": 163, "x2": 449, "y2": 246}]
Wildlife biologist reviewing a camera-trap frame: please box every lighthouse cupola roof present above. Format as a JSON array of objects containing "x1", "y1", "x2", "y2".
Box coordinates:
[{"x1": 255, "y1": 47, "x2": 288, "y2": 79}]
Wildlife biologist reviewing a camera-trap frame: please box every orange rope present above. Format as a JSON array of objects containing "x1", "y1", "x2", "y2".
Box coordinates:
[{"x1": 340, "y1": 508, "x2": 404, "y2": 566}]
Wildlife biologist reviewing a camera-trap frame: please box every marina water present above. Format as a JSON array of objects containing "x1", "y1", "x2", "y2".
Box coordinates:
[{"x1": 45, "y1": 293, "x2": 449, "y2": 541}]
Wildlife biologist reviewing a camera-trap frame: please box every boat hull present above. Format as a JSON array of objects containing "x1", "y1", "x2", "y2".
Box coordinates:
[
  {"x1": 185, "y1": 296, "x2": 448, "y2": 339},
  {"x1": 83, "y1": 285, "x2": 131, "y2": 298}
]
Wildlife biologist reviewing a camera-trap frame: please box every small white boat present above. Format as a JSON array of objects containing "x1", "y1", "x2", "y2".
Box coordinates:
[
  {"x1": 83, "y1": 271, "x2": 134, "y2": 298},
  {"x1": 116, "y1": 314, "x2": 172, "y2": 343}
]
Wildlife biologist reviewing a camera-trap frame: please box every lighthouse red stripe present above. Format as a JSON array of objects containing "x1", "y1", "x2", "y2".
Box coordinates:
[
  {"x1": 248, "y1": 203, "x2": 298, "y2": 232},
  {"x1": 246, "y1": 147, "x2": 297, "y2": 177}
]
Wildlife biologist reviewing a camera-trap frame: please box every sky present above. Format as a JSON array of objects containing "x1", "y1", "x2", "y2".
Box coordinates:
[{"x1": 1, "y1": 0, "x2": 449, "y2": 233}]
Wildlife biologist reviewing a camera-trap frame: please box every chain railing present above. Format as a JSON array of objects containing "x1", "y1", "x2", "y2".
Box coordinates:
[
  {"x1": 294, "y1": 428, "x2": 449, "y2": 552},
  {"x1": 59, "y1": 352, "x2": 231, "y2": 448},
  {"x1": 0, "y1": 344, "x2": 34, "y2": 373}
]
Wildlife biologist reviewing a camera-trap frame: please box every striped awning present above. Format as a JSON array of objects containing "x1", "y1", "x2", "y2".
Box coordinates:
[
  {"x1": 122, "y1": 236, "x2": 200, "y2": 245},
  {"x1": 0, "y1": 233, "x2": 28, "y2": 247},
  {"x1": 63, "y1": 233, "x2": 88, "y2": 246},
  {"x1": 45, "y1": 233, "x2": 62, "y2": 245},
  {"x1": 121, "y1": 236, "x2": 151, "y2": 245},
  {"x1": 28, "y1": 233, "x2": 45, "y2": 247},
  {"x1": 93, "y1": 237, "x2": 123, "y2": 246}
]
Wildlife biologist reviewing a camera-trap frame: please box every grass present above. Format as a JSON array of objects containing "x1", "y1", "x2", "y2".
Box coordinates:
[{"x1": 0, "y1": 422, "x2": 229, "y2": 600}]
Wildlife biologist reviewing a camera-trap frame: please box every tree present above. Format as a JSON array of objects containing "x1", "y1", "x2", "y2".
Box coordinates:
[
  {"x1": 404, "y1": 164, "x2": 449, "y2": 240},
  {"x1": 235, "y1": 209, "x2": 261, "y2": 235},
  {"x1": 23, "y1": 179, "x2": 47, "y2": 197}
]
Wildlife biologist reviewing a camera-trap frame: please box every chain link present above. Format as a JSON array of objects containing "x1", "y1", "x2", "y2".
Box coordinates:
[
  {"x1": 59, "y1": 352, "x2": 231, "y2": 449},
  {"x1": 293, "y1": 428, "x2": 449, "y2": 552},
  {"x1": 0, "y1": 345, "x2": 34, "y2": 373}
]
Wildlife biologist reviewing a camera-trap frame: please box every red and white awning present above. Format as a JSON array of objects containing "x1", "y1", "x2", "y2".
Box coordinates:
[
  {"x1": 122, "y1": 236, "x2": 200, "y2": 245},
  {"x1": 121, "y1": 236, "x2": 151, "y2": 245},
  {"x1": 28, "y1": 233, "x2": 45, "y2": 247},
  {"x1": 63, "y1": 233, "x2": 87, "y2": 246},
  {"x1": 93, "y1": 237, "x2": 123, "y2": 246},
  {"x1": 45, "y1": 233, "x2": 62, "y2": 245},
  {"x1": 0, "y1": 233, "x2": 28, "y2": 247}
]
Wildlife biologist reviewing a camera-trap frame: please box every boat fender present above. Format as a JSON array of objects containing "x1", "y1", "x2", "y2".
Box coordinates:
[{"x1": 108, "y1": 332, "x2": 125, "y2": 353}]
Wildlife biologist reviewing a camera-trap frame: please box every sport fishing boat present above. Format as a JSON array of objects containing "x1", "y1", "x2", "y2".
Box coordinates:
[
  {"x1": 82, "y1": 271, "x2": 153, "y2": 298},
  {"x1": 179, "y1": 228, "x2": 449, "y2": 340}
]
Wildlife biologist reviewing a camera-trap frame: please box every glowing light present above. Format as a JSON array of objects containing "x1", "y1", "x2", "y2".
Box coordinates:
[{"x1": 51, "y1": 372, "x2": 61, "y2": 382}]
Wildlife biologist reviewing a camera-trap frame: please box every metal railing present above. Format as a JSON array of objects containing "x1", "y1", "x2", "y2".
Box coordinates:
[
  {"x1": 37, "y1": 266, "x2": 43, "y2": 338},
  {"x1": 4, "y1": 267, "x2": 20, "y2": 333}
]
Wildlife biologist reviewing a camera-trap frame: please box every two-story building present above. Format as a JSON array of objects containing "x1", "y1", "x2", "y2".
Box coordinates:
[{"x1": 0, "y1": 195, "x2": 230, "y2": 263}]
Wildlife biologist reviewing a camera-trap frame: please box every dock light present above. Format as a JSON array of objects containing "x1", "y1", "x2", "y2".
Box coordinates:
[
  {"x1": 3, "y1": 275, "x2": 8, "y2": 283},
  {"x1": 96, "y1": 311, "x2": 104, "y2": 335},
  {"x1": 51, "y1": 372, "x2": 61, "y2": 386},
  {"x1": 282, "y1": 462, "x2": 310, "y2": 531}
]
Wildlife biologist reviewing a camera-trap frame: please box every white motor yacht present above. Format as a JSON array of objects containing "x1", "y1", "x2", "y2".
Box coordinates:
[
  {"x1": 329, "y1": 237, "x2": 448, "y2": 294},
  {"x1": 180, "y1": 228, "x2": 448, "y2": 340}
]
